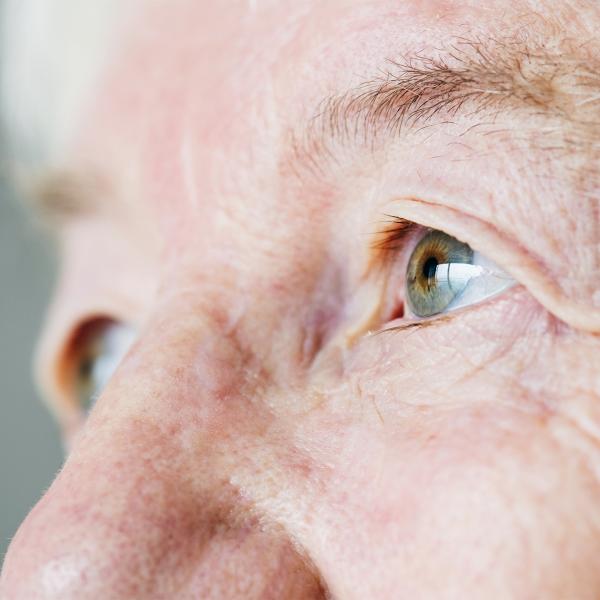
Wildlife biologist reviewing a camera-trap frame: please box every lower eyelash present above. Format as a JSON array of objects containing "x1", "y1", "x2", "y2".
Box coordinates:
[{"x1": 376, "y1": 313, "x2": 453, "y2": 334}]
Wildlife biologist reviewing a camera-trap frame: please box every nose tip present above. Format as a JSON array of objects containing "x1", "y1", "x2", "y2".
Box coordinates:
[
  {"x1": 1, "y1": 530, "x2": 93, "y2": 599},
  {"x1": 1, "y1": 394, "x2": 326, "y2": 598},
  {"x1": 0, "y1": 484, "x2": 99, "y2": 600},
  {"x1": 1, "y1": 471, "x2": 328, "y2": 600},
  {"x1": 0, "y1": 464, "x2": 147, "y2": 600},
  {"x1": 0, "y1": 387, "x2": 216, "y2": 598},
  {"x1": 0, "y1": 414, "x2": 223, "y2": 599}
]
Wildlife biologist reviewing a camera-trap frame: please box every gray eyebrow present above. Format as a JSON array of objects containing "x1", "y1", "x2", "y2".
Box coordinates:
[
  {"x1": 296, "y1": 34, "x2": 600, "y2": 163},
  {"x1": 17, "y1": 168, "x2": 112, "y2": 231},
  {"x1": 24, "y1": 34, "x2": 600, "y2": 227}
]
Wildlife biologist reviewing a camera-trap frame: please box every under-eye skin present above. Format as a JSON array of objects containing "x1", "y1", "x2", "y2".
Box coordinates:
[{"x1": 404, "y1": 229, "x2": 515, "y2": 319}]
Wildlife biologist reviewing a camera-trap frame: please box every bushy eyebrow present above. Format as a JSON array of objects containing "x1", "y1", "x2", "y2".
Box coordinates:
[
  {"x1": 297, "y1": 34, "x2": 600, "y2": 161},
  {"x1": 27, "y1": 34, "x2": 600, "y2": 226}
]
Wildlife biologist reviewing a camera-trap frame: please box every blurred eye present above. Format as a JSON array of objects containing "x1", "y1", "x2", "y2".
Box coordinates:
[
  {"x1": 406, "y1": 229, "x2": 514, "y2": 318},
  {"x1": 73, "y1": 319, "x2": 135, "y2": 412}
]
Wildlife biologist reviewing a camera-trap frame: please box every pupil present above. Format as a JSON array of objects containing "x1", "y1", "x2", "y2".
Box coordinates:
[
  {"x1": 79, "y1": 357, "x2": 94, "y2": 380},
  {"x1": 422, "y1": 256, "x2": 438, "y2": 282}
]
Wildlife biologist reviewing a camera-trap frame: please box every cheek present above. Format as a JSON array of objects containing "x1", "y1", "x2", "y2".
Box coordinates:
[
  {"x1": 344, "y1": 288, "x2": 551, "y2": 412},
  {"x1": 290, "y1": 291, "x2": 600, "y2": 595},
  {"x1": 295, "y1": 388, "x2": 600, "y2": 597}
]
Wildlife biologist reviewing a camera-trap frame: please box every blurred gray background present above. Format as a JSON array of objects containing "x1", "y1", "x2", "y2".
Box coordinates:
[{"x1": 0, "y1": 178, "x2": 63, "y2": 562}]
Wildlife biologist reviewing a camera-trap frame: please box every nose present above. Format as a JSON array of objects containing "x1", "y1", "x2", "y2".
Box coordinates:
[{"x1": 0, "y1": 307, "x2": 325, "y2": 599}]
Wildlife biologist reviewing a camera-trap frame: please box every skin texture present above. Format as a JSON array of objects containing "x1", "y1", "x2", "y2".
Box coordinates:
[{"x1": 2, "y1": 0, "x2": 600, "y2": 598}]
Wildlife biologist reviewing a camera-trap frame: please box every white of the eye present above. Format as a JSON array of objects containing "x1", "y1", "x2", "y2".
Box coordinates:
[
  {"x1": 89, "y1": 323, "x2": 136, "y2": 401},
  {"x1": 440, "y1": 252, "x2": 515, "y2": 313},
  {"x1": 434, "y1": 263, "x2": 485, "y2": 292}
]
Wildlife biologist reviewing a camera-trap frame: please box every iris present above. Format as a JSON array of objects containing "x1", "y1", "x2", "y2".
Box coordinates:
[{"x1": 407, "y1": 230, "x2": 475, "y2": 317}]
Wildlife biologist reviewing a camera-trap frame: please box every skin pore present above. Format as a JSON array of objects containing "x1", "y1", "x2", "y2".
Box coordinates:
[{"x1": 2, "y1": 0, "x2": 600, "y2": 598}]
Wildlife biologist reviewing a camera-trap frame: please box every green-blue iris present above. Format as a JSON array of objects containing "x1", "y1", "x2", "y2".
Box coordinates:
[{"x1": 406, "y1": 230, "x2": 474, "y2": 317}]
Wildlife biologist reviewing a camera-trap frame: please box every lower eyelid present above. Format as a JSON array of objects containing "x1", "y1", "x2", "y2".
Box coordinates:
[{"x1": 379, "y1": 282, "x2": 524, "y2": 335}]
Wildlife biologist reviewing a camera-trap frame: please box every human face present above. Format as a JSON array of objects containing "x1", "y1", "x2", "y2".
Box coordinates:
[{"x1": 2, "y1": 1, "x2": 600, "y2": 598}]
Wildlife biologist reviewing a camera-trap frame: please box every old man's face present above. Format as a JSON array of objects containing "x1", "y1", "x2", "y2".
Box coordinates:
[{"x1": 2, "y1": 0, "x2": 600, "y2": 598}]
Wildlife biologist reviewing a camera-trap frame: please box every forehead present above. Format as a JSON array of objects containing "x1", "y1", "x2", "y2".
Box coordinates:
[
  {"x1": 2, "y1": 0, "x2": 596, "y2": 161},
  {"x1": 24, "y1": 1, "x2": 495, "y2": 209},
  {"x1": 6, "y1": 0, "x2": 600, "y2": 234},
  {"x1": 5, "y1": 0, "x2": 600, "y2": 338}
]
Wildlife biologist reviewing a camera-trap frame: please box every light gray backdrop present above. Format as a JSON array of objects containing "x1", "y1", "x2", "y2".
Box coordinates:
[{"x1": 0, "y1": 180, "x2": 63, "y2": 563}]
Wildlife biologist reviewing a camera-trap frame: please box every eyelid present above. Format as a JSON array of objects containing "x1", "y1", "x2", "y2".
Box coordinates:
[
  {"x1": 385, "y1": 197, "x2": 600, "y2": 334},
  {"x1": 372, "y1": 216, "x2": 421, "y2": 256}
]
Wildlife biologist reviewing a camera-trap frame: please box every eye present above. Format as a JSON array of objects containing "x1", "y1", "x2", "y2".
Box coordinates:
[
  {"x1": 71, "y1": 319, "x2": 136, "y2": 412},
  {"x1": 405, "y1": 229, "x2": 514, "y2": 318}
]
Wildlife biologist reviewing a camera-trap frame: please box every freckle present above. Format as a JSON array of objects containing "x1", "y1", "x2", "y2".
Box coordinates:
[{"x1": 425, "y1": 433, "x2": 438, "y2": 445}]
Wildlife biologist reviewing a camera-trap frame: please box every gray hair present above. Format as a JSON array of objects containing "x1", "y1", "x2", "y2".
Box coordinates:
[{"x1": 0, "y1": 0, "x2": 120, "y2": 165}]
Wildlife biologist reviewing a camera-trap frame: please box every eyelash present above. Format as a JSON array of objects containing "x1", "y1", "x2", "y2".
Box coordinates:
[{"x1": 372, "y1": 215, "x2": 419, "y2": 256}]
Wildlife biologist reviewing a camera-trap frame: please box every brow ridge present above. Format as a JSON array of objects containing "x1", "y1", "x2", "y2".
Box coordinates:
[{"x1": 303, "y1": 34, "x2": 600, "y2": 154}]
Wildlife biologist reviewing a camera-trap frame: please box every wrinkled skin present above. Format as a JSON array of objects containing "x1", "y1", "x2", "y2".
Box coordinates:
[{"x1": 2, "y1": 0, "x2": 600, "y2": 598}]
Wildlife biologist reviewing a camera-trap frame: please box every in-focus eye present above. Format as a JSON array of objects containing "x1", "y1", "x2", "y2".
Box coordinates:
[
  {"x1": 72, "y1": 319, "x2": 136, "y2": 412},
  {"x1": 406, "y1": 229, "x2": 514, "y2": 318}
]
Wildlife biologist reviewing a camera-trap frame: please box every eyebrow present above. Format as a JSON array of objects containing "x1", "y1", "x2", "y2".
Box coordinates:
[
  {"x1": 24, "y1": 168, "x2": 111, "y2": 230},
  {"x1": 28, "y1": 33, "x2": 600, "y2": 225},
  {"x1": 295, "y1": 34, "x2": 600, "y2": 165}
]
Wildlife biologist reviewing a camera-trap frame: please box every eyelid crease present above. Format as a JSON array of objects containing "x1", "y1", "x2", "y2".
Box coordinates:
[{"x1": 387, "y1": 197, "x2": 600, "y2": 334}]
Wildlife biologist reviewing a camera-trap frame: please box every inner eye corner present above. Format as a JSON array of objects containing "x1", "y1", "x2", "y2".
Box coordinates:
[{"x1": 389, "y1": 300, "x2": 405, "y2": 322}]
